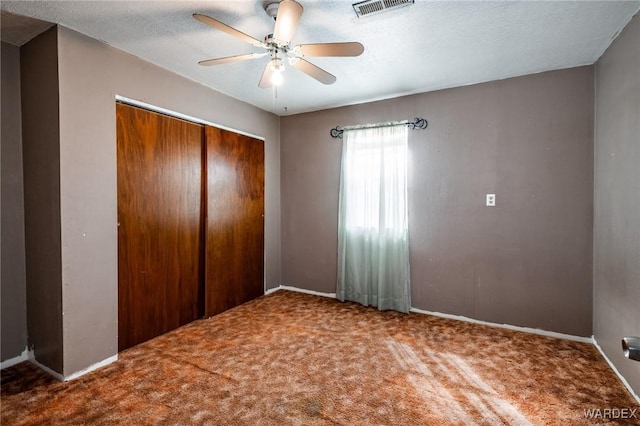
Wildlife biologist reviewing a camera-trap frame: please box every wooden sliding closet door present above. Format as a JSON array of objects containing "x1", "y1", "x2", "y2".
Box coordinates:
[
  {"x1": 117, "y1": 103, "x2": 204, "y2": 351},
  {"x1": 205, "y1": 127, "x2": 264, "y2": 316}
]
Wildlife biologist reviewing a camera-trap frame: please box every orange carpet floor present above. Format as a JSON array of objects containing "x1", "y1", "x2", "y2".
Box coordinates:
[{"x1": 1, "y1": 290, "x2": 638, "y2": 425}]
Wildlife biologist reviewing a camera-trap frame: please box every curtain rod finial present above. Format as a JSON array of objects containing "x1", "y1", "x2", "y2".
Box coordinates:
[
  {"x1": 330, "y1": 127, "x2": 344, "y2": 139},
  {"x1": 408, "y1": 117, "x2": 428, "y2": 130}
]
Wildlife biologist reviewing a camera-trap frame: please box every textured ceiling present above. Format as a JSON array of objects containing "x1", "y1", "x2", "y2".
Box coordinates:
[
  {"x1": 1, "y1": 11, "x2": 53, "y2": 46},
  {"x1": 1, "y1": 1, "x2": 639, "y2": 116}
]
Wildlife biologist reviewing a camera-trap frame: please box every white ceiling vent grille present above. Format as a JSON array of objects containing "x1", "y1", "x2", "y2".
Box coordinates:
[{"x1": 352, "y1": 0, "x2": 414, "y2": 18}]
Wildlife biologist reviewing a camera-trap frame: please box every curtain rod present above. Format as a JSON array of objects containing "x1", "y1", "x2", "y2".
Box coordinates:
[{"x1": 330, "y1": 117, "x2": 428, "y2": 139}]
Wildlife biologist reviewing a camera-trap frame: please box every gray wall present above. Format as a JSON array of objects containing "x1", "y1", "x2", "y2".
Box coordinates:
[
  {"x1": 281, "y1": 66, "x2": 594, "y2": 337},
  {"x1": 594, "y1": 12, "x2": 640, "y2": 395},
  {"x1": 20, "y1": 28, "x2": 64, "y2": 373},
  {"x1": 1, "y1": 42, "x2": 28, "y2": 362},
  {"x1": 55, "y1": 26, "x2": 281, "y2": 376}
]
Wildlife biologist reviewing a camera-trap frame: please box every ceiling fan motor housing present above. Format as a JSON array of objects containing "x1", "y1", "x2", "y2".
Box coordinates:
[
  {"x1": 265, "y1": 2, "x2": 279, "y2": 20},
  {"x1": 264, "y1": 33, "x2": 289, "y2": 52}
]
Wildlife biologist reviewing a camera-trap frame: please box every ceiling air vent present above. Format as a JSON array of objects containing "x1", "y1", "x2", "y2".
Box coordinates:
[{"x1": 352, "y1": 0, "x2": 414, "y2": 18}]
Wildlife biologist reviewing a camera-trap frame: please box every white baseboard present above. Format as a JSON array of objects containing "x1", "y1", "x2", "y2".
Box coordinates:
[
  {"x1": 593, "y1": 337, "x2": 640, "y2": 404},
  {"x1": 410, "y1": 307, "x2": 593, "y2": 344},
  {"x1": 64, "y1": 354, "x2": 118, "y2": 381},
  {"x1": 268, "y1": 285, "x2": 591, "y2": 344},
  {"x1": 266, "y1": 285, "x2": 336, "y2": 299},
  {"x1": 264, "y1": 286, "x2": 282, "y2": 295},
  {"x1": 1, "y1": 346, "x2": 118, "y2": 382},
  {"x1": 0, "y1": 347, "x2": 30, "y2": 370}
]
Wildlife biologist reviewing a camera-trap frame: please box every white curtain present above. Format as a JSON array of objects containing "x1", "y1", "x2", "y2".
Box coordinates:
[{"x1": 337, "y1": 124, "x2": 411, "y2": 313}]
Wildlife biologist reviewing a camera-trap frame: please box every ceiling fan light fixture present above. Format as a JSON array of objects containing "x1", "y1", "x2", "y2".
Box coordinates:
[
  {"x1": 269, "y1": 58, "x2": 285, "y2": 85},
  {"x1": 269, "y1": 58, "x2": 285, "y2": 72},
  {"x1": 271, "y1": 69, "x2": 284, "y2": 86}
]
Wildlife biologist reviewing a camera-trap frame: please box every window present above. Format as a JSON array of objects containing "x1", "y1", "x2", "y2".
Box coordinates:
[{"x1": 341, "y1": 127, "x2": 408, "y2": 232}]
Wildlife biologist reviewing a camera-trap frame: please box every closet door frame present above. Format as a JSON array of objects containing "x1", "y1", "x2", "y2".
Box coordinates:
[{"x1": 116, "y1": 98, "x2": 266, "y2": 350}]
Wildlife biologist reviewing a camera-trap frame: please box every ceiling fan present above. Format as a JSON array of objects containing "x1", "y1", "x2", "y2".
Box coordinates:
[{"x1": 193, "y1": 0, "x2": 364, "y2": 88}]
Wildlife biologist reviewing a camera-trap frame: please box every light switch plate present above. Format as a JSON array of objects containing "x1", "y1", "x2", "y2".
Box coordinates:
[{"x1": 486, "y1": 194, "x2": 496, "y2": 207}]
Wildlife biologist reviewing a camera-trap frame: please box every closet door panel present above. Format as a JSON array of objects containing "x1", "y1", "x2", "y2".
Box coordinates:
[
  {"x1": 117, "y1": 103, "x2": 204, "y2": 351},
  {"x1": 205, "y1": 127, "x2": 264, "y2": 316}
]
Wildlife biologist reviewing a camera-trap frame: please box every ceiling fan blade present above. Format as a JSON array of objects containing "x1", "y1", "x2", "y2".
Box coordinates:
[
  {"x1": 273, "y1": 0, "x2": 303, "y2": 44},
  {"x1": 198, "y1": 52, "x2": 268, "y2": 66},
  {"x1": 258, "y1": 61, "x2": 274, "y2": 89},
  {"x1": 293, "y1": 59, "x2": 336, "y2": 85},
  {"x1": 298, "y1": 42, "x2": 364, "y2": 57},
  {"x1": 193, "y1": 13, "x2": 263, "y2": 46}
]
